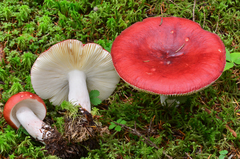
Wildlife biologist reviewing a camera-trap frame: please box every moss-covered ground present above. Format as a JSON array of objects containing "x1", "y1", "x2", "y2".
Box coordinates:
[{"x1": 0, "y1": 0, "x2": 240, "y2": 158}]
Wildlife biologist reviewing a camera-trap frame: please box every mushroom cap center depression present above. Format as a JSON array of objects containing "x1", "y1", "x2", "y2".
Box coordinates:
[
  {"x1": 135, "y1": 37, "x2": 192, "y2": 78},
  {"x1": 149, "y1": 45, "x2": 185, "y2": 65}
]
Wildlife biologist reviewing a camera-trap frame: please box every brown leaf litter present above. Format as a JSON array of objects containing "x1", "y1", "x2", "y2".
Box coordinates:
[{"x1": 0, "y1": 43, "x2": 5, "y2": 63}]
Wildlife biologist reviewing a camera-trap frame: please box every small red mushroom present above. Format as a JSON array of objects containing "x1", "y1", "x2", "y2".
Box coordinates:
[
  {"x1": 111, "y1": 17, "x2": 226, "y2": 105},
  {"x1": 3, "y1": 92, "x2": 51, "y2": 142}
]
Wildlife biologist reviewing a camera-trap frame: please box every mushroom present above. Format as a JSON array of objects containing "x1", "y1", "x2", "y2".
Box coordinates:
[
  {"x1": 31, "y1": 39, "x2": 120, "y2": 112},
  {"x1": 111, "y1": 17, "x2": 226, "y2": 105},
  {"x1": 3, "y1": 92, "x2": 51, "y2": 142}
]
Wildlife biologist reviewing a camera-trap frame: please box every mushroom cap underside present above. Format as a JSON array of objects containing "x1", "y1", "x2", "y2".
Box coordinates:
[
  {"x1": 31, "y1": 39, "x2": 120, "y2": 106},
  {"x1": 3, "y1": 92, "x2": 46, "y2": 129}
]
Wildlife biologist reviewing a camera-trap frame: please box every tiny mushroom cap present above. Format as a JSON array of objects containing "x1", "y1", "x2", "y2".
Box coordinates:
[
  {"x1": 111, "y1": 17, "x2": 226, "y2": 100},
  {"x1": 3, "y1": 92, "x2": 48, "y2": 141},
  {"x1": 31, "y1": 39, "x2": 120, "y2": 112}
]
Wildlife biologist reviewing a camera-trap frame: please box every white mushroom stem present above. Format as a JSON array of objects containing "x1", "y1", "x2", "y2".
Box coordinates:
[
  {"x1": 16, "y1": 106, "x2": 51, "y2": 142},
  {"x1": 68, "y1": 70, "x2": 91, "y2": 112},
  {"x1": 160, "y1": 95, "x2": 180, "y2": 106}
]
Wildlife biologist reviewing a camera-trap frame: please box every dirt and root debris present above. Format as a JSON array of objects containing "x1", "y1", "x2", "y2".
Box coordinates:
[{"x1": 42, "y1": 108, "x2": 109, "y2": 158}]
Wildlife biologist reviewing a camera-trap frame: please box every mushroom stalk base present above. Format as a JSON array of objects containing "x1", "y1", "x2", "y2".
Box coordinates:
[
  {"x1": 16, "y1": 106, "x2": 50, "y2": 142},
  {"x1": 68, "y1": 70, "x2": 91, "y2": 112},
  {"x1": 160, "y1": 95, "x2": 180, "y2": 106}
]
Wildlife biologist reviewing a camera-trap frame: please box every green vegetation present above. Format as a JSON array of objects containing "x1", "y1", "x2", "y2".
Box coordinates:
[
  {"x1": 225, "y1": 49, "x2": 240, "y2": 71},
  {"x1": 0, "y1": 0, "x2": 239, "y2": 158},
  {"x1": 219, "y1": 150, "x2": 228, "y2": 159},
  {"x1": 109, "y1": 119, "x2": 127, "y2": 132}
]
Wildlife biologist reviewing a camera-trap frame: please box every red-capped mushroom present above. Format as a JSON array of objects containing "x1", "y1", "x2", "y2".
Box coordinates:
[
  {"x1": 111, "y1": 17, "x2": 226, "y2": 105},
  {"x1": 3, "y1": 92, "x2": 51, "y2": 142}
]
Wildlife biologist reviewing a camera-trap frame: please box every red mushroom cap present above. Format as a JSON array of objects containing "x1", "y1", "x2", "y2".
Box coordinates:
[
  {"x1": 111, "y1": 17, "x2": 226, "y2": 95},
  {"x1": 3, "y1": 92, "x2": 46, "y2": 129}
]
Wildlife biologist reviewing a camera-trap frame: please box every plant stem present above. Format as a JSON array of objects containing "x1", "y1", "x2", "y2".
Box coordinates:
[
  {"x1": 68, "y1": 70, "x2": 91, "y2": 112},
  {"x1": 192, "y1": 0, "x2": 196, "y2": 22},
  {"x1": 16, "y1": 106, "x2": 50, "y2": 142},
  {"x1": 160, "y1": 95, "x2": 180, "y2": 106}
]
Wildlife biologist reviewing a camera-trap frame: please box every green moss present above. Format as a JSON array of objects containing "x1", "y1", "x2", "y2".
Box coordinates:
[{"x1": 0, "y1": 0, "x2": 239, "y2": 158}]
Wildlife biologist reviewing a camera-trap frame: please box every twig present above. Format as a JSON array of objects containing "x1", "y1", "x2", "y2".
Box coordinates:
[
  {"x1": 175, "y1": 43, "x2": 185, "y2": 53},
  {"x1": 215, "y1": 15, "x2": 219, "y2": 33},
  {"x1": 185, "y1": 152, "x2": 193, "y2": 159},
  {"x1": 207, "y1": 154, "x2": 212, "y2": 159},
  {"x1": 159, "y1": 17, "x2": 163, "y2": 26},
  {"x1": 228, "y1": 154, "x2": 234, "y2": 159},
  {"x1": 160, "y1": 2, "x2": 163, "y2": 15},
  {"x1": 147, "y1": 115, "x2": 155, "y2": 138},
  {"x1": 192, "y1": 0, "x2": 196, "y2": 21},
  {"x1": 111, "y1": 121, "x2": 172, "y2": 159},
  {"x1": 203, "y1": 7, "x2": 206, "y2": 28},
  {"x1": 0, "y1": 43, "x2": 5, "y2": 62},
  {"x1": 167, "y1": 0, "x2": 179, "y2": 7}
]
